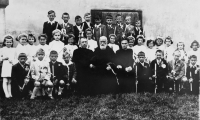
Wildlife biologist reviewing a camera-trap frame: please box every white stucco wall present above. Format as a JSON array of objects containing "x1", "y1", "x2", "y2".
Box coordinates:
[{"x1": 4, "y1": 0, "x2": 200, "y2": 50}]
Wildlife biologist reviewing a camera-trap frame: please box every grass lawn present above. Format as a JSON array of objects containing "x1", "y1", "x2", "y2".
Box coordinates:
[{"x1": 0, "y1": 93, "x2": 199, "y2": 120}]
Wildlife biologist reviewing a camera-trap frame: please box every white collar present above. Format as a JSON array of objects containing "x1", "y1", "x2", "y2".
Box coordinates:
[
  {"x1": 189, "y1": 63, "x2": 197, "y2": 68},
  {"x1": 140, "y1": 62, "x2": 144, "y2": 66},
  {"x1": 48, "y1": 20, "x2": 55, "y2": 24},
  {"x1": 63, "y1": 61, "x2": 72, "y2": 66},
  {"x1": 95, "y1": 23, "x2": 101, "y2": 28}
]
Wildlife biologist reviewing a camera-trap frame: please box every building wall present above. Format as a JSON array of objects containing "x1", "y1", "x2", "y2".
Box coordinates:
[{"x1": 4, "y1": 0, "x2": 200, "y2": 50}]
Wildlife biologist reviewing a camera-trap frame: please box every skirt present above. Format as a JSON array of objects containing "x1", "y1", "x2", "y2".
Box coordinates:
[{"x1": 1, "y1": 60, "x2": 12, "y2": 77}]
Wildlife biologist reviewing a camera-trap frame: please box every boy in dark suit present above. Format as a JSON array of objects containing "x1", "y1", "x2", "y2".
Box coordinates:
[
  {"x1": 73, "y1": 15, "x2": 83, "y2": 45},
  {"x1": 11, "y1": 53, "x2": 32, "y2": 99},
  {"x1": 93, "y1": 15, "x2": 106, "y2": 43},
  {"x1": 135, "y1": 51, "x2": 153, "y2": 93},
  {"x1": 82, "y1": 13, "x2": 94, "y2": 38},
  {"x1": 105, "y1": 14, "x2": 117, "y2": 43},
  {"x1": 60, "y1": 12, "x2": 74, "y2": 45},
  {"x1": 134, "y1": 20, "x2": 144, "y2": 45},
  {"x1": 186, "y1": 55, "x2": 199, "y2": 95},
  {"x1": 43, "y1": 10, "x2": 61, "y2": 44},
  {"x1": 115, "y1": 14, "x2": 126, "y2": 44},
  {"x1": 150, "y1": 50, "x2": 168, "y2": 93},
  {"x1": 49, "y1": 50, "x2": 65, "y2": 98}
]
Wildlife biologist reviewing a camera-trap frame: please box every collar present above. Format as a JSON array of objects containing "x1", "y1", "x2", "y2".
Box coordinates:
[
  {"x1": 189, "y1": 63, "x2": 197, "y2": 68},
  {"x1": 48, "y1": 20, "x2": 55, "y2": 24},
  {"x1": 51, "y1": 61, "x2": 57, "y2": 64},
  {"x1": 95, "y1": 23, "x2": 101, "y2": 28},
  {"x1": 140, "y1": 62, "x2": 144, "y2": 66},
  {"x1": 63, "y1": 21, "x2": 68, "y2": 26},
  {"x1": 19, "y1": 62, "x2": 25, "y2": 68}
]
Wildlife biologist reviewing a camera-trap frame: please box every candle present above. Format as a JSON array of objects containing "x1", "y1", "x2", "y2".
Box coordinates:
[
  {"x1": 190, "y1": 71, "x2": 192, "y2": 78},
  {"x1": 136, "y1": 65, "x2": 137, "y2": 77},
  {"x1": 155, "y1": 63, "x2": 156, "y2": 76},
  {"x1": 100, "y1": 27, "x2": 101, "y2": 36}
]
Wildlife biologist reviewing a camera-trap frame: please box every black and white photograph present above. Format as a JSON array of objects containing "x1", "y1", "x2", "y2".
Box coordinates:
[{"x1": 0, "y1": 0, "x2": 199, "y2": 119}]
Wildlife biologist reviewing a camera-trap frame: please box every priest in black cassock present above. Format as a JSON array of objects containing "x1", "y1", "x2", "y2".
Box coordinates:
[
  {"x1": 90, "y1": 36, "x2": 118, "y2": 95},
  {"x1": 115, "y1": 39, "x2": 135, "y2": 93},
  {"x1": 72, "y1": 38, "x2": 94, "y2": 95}
]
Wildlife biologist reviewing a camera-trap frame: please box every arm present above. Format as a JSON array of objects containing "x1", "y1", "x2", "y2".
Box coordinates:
[
  {"x1": 102, "y1": 25, "x2": 107, "y2": 37},
  {"x1": 175, "y1": 62, "x2": 185, "y2": 80}
]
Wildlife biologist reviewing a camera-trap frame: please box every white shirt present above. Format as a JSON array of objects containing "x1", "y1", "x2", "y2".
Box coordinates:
[
  {"x1": 146, "y1": 47, "x2": 157, "y2": 62},
  {"x1": 95, "y1": 23, "x2": 101, "y2": 28},
  {"x1": 48, "y1": 20, "x2": 55, "y2": 25},
  {"x1": 87, "y1": 39, "x2": 98, "y2": 52},
  {"x1": 188, "y1": 49, "x2": 200, "y2": 64},
  {"x1": 108, "y1": 43, "x2": 119, "y2": 53},
  {"x1": 64, "y1": 44, "x2": 78, "y2": 57},
  {"x1": 164, "y1": 45, "x2": 175, "y2": 62}
]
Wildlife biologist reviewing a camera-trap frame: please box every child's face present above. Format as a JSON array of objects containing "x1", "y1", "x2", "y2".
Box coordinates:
[
  {"x1": 19, "y1": 57, "x2": 27, "y2": 65},
  {"x1": 75, "y1": 18, "x2": 82, "y2": 26},
  {"x1": 125, "y1": 17, "x2": 131, "y2": 24},
  {"x1": 138, "y1": 56, "x2": 145, "y2": 63},
  {"x1": 129, "y1": 40, "x2": 134, "y2": 47},
  {"x1": 174, "y1": 52, "x2": 180, "y2": 61},
  {"x1": 5, "y1": 38, "x2": 13, "y2": 48},
  {"x1": 190, "y1": 58, "x2": 197, "y2": 65},
  {"x1": 192, "y1": 43, "x2": 198, "y2": 51},
  {"x1": 95, "y1": 19, "x2": 101, "y2": 25},
  {"x1": 28, "y1": 37, "x2": 35, "y2": 45},
  {"x1": 48, "y1": 13, "x2": 55, "y2": 21},
  {"x1": 37, "y1": 53, "x2": 45, "y2": 61},
  {"x1": 39, "y1": 37, "x2": 47, "y2": 45},
  {"x1": 156, "y1": 39, "x2": 163, "y2": 46},
  {"x1": 86, "y1": 31, "x2": 92, "y2": 39},
  {"x1": 110, "y1": 36, "x2": 115, "y2": 44},
  {"x1": 63, "y1": 54, "x2": 70, "y2": 64},
  {"x1": 177, "y1": 43, "x2": 184, "y2": 50},
  {"x1": 148, "y1": 41, "x2": 154, "y2": 49},
  {"x1": 54, "y1": 32, "x2": 61, "y2": 41},
  {"x1": 116, "y1": 16, "x2": 122, "y2": 24},
  {"x1": 106, "y1": 19, "x2": 113, "y2": 25},
  {"x1": 156, "y1": 52, "x2": 162, "y2": 60},
  {"x1": 84, "y1": 15, "x2": 91, "y2": 22},
  {"x1": 68, "y1": 37, "x2": 74, "y2": 45},
  {"x1": 62, "y1": 14, "x2": 70, "y2": 23},
  {"x1": 138, "y1": 38, "x2": 143, "y2": 45},
  {"x1": 121, "y1": 40, "x2": 128, "y2": 50},
  {"x1": 135, "y1": 21, "x2": 141, "y2": 27},
  {"x1": 19, "y1": 37, "x2": 27, "y2": 45},
  {"x1": 165, "y1": 39, "x2": 171, "y2": 47},
  {"x1": 0, "y1": 43, "x2": 3, "y2": 48},
  {"x1": 50, "y1": 54, "x2": 58, "y2": 62}
]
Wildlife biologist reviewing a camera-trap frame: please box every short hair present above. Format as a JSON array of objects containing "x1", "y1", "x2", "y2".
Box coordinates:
[
  {"x1": 106, "y1": 14, "x2": 113, "y2": 19},
  {"x1": 85, "y1": 28, "x2": 93, "y2": 34},
  {"x1": 36, "y1": 48, "x2": 45, "y2": 55},
  {"x1": 84, "y1": 13, "x2": 91, "y2": 18},
  {"x1": 63, "y1": 51, "x2": 71, "y2": 58},
  {"x1": 109, "y1": 34, "x2": 116, "y2": 39},
  {"x1": 62, "y1": 12, "x2": 69, "y2": 17},
  {"x1": 68, "y1": 34, "x2": 75, "y2": 39},
  {"x1": 52, "y1": 29, "x2": 62, "y2": 36},
  {"x1": 173, "y1": 50, "x2": 181, "y2": 56},
  {"x1": 138, "y1": 51, "x2": 145, "y2": 57},
  {"x1": 48, "y1": 10, "x2": 55, "y2": 15},
  {"x1": 127, "y1": 36, "x2": 135, "y2": 41},
  {"x1": 146, "y1": 40, "x2": 155, "y2": 47},
  {"x1": 125, "y1": 15, "x2": 131, "y2": 20},
  {"x1": 50, "y1": 50, "x2": 58, "y2": 55},
  {"x1": 75, "y1": 15, "x2": 81, "y2": 21},
  {"x1": 177, "y1": 42, "x2": 185, "y2": 48},
  {"x1": 16, "y1": 33, "x2": 28, "y2": 41},
  {"x1": 18, "y1": 53, "x2": 27, "y2": 59},
  {"x1": 164, "y1": 36, "x2": 173, "y2": 44},
  {"x1": 136, "y1": 20, "x2": 141, "y2": 23},
  {"x1": 3, "y1": 34, "x2": 14, "y2": 47},
  {"x1": 189, "y1": 55, "x2": 197, "y2": 60},
  {"x1": 28, "y1": 33, "x2": 36, "y2": 43},
  {"x1": 156, "y1": 49, "x2": 163, "y2": 54},
  {"x1": 116, "y1": 14, "x2": 122, "y2": 18},
  {"x1": 155, "y1": 36, "x2": 163, "y2": 46},
  {"x1": 190, "y1": 40, "x2": 199, "y2": 48},
  {"x1": 121, "y1": 39, "x2": 129, "y2": 43},
  {"x1": 137, "y1": 35, "x2": 145, "y2": 42},
  {"x1": 38, "y1": 34, "x2": 47, "y2": 40},
  {"x1": 94, "y1": 15, "x2": 101, "y2": 20}
]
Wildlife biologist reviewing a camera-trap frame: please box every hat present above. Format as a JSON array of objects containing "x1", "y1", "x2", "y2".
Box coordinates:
[{"x1": 18, "y1": 53, "x2": 27, "y2": 59}]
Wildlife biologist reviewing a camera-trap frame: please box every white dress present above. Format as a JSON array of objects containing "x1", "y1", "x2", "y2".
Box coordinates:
[
  {"x1": 87, "y1": 39, "x2": 98, "y2": 52},
  {"x1": 164, "y1": 45, "x2": 175, "y2": 62},
  {"x1": 64, "y1": 44, "x2": 78, "y2": 57},
  {"x1": 1, "y1": 47, "x2": 16, "y2": 77},
  {"x1": 108, "y1": 43, "x2": 119, "y2": 53}
]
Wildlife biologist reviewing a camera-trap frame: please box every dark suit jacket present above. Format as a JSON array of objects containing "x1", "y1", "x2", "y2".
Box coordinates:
[
  {"x1": 49, "y1": 61, "x2": 65, "y2": 81},
  {"x1": 73, "y1": 23, "x2": 83, "y2": 44},
  {"x1": 150, "y1": 59, "x2": 168, "y2": 79},
  {"x1": 136, "y1": 62, "x2": 151, "y2": 82},
  {"x1": 60, "y1": 23, "x2": 74, "y2": 44},
  {"x1": 186, "y1": 65, "x2": 199, "y2": 83},
  {"x1": 82, "y1": 22, "x2": 94, "y2": 38},
  {"x1": 43, "y1": 21, "x2": 61, "y2": 44},
  {"x1": 93, "y1": 24, "x2": 107, "y2": 42},
  {"x1": 63, "y1": 62, "x2": 77, "y2": 83},
  {"x1": 134, "y1": 27, "x2": 144, "y2": 45},
  {"x1": 116, "y1": 23, "x2": 126, "y2": 43},
  {"x1": 106, "y1": 24, "x2": 117, "y2": 43}
]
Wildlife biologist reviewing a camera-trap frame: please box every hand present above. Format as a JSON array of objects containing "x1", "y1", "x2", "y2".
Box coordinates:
[
  {"x1": 117, "y1": 65, "x2": 122, "y2": 69},
  {"x1": 72, "y1": 78, "x2": 77, "y2": 84},
  {"x1": 171, "y1": 70, "x2": 176, "y2": 75},
  {"x1": 3, "y1": 57, "x2": 9, "y2": 60},
  {"x1": 189, "y1": 78, "x2": 193, "y2": 83},
  {"x1": 106, "y1": 65, "x2": 111, "y2": 70},
  {"x1": 90, "y1": 64, "x2": 95, "y2": 68},
  {"x1": 149, "y1": 77, "x2": 152, "y2": 80},
  {"x1": 9, "y1": 60, "x2": 13, "y2": 64},
  {"x1": 152, "y1": 75, "x2": 157, "y2": 78},
  {"x1": 24, "y1": 78, "x2": 30, "y2": 84}
]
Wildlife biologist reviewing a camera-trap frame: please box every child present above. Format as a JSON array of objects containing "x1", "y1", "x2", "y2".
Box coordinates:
[
  {"x1": 27, "y1": 33, "x2": 37, "y2": 64},
  {"x1": 176, "y1": 42, "x2": 188, "y2": 63},
  {"x1": 155, "y1": 36, "x2": 165, "y2": 51},
  {"x1": 73, "y1": 15, "x2": 83, "y2": 44},
  {"x1": 188, "y1": 40, "x2": 200, "y2": 64},
  {"x1": 127, "y1": 36, "x2": 135, "y2": 49},
  {"x1": 62, "y1": 51, "x2": 77, "y2": 95},
  {"x1": 115, "y1": 14, "x2": 126, "y2": 43},
  {"x1": 146, "y1": 39, "x2": 156, "y2": 63},
  {"x1": 134, "y1": 20, "x2": 144, "y2": 45},
  {"x1": 82, "y1": 13, "x2": 94, "y2": 38},
  {"x1": 1, "y1": 35, "x2": 15, "y2": 99},
  {"x1": 11, "y1": 53, "x2": 32, "y2": 99},
  {"x1": 30, "y1": 49, "x2": 53, "y2": 99},
  {"x1": 164, "y1": 36, "x2": 175, "y2": 62},
  {"x1": 63, "y1": 34, "x2": 78, "y2": 57},
  {"x1": 135, "y1": 51, "x2": 152, "y2": 93},
  {"x1": 123, "y1": 15, "x2": 135, "y2": 39},
  {"x1": 108, "y1": 34, "x2": 119, "y2": 53},
  {"x1": 60, "y1": 12, "x2": 74, "y2": 45},
  {"x1": 105, "y1": 14, "x2": 117, "y2": 43},
  {"x1": 93, "y1": 15, "x2": 106, "y2": 42},
  {"x1": 43, "y1": 10, "x2": 60, "y2": 44},
  {"x1": 186, "y1": 55, "x2": 199, "y2": 95},
  {"x1": 49, "y1": 50, "x2": 65, "y2": 98},
  {"x1": 49, "y1": 29, "x2": 65, "y2": 62},
  {"x1": 150, "y1": 50, "x2": 168, "y2": 93},
  {"x1": 85, "y1": 28, "x2": 98, "y2": 52}
]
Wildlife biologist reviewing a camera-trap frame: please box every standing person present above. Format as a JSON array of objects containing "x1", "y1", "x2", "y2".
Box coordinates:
[
  {"x1": 115, "y1": 14, "x2": 126, "y2": 44},
  {"x1": 93, "y1": 15, "x2": 106, "y2": 43},
  {"x1": 63, "y1": 34, "x2": 78, "y2": 58},
  {"x1": 72, "y1": 38, "x2": 94, "y2": 95},
  {"x1": 176, "y1": 42, "x2": 188, "y2": 63},
  {"x1": 60, "y1": 12, "x2": 74, "y2": 45},
  {"x1": 86, "y1": 28, "x2": 98, "y2": 52},
  {"x1": 108, "y1": 34, "x2": 119, "y2": 53},
  {"x1": 82, "y1": 13, "x2": 94, "y2": 38},
  {"x1": 122, "y1": 15, "x2": 135, "y2": 39},
  {"x1": 43, "y1": 10, "x2": 60, "y2": 44},
  {"x1": 164, "y1": 36, "x2": 175, "y2": 62},
  {"x1": 146, "y1": 39, "x2": 156, "y2": 63},
  {"x1": 134, "y1": 20, "x2": 144, "y2": 45},
  {"x1": 73, "y1": 15, "x2": 83, "y2": 44},
  {"x1": 115, "y1": 39, "x2": 134, "y2": 93},
  {"x1": 188, "y1": 40, "x2": 200, "y2": 65},
  {"x1": 105, "y1": 14, "x2": 117, "y2": 43},
  {"x1": 1, "y1": 35, "x2": 15, "y2": 99},
  {"x1": 26, "y1": 33, "x2": 37, "y2": 64},
  {"x1": 155, "y1": 36, "x2": 165, "y2": 51}
]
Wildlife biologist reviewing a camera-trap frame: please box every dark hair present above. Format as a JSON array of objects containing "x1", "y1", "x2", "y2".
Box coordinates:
[
  {"x1": 85, "y1": 28, "x2": 93, "y2": 34},
  {"x1": 3, "y1": 35, "x2": 14, "y2": 47},
  {"x1": 146, "y1": 40, "x2": 155, "y2": 47},
  {"x1": 155, "y1": 38, "x2": 163, "y2": 46},
  {"x1": 84, "y1": 13, "x2": 91, "y2": 18},
  {"x1": 190, "y1": 40, "x2": 199, "y2": 48},
  {"x1": 48, "y1": 10, "x2": 55, "y2": 15},
  {"x1": 62, "y1": 12, "x2": 70, "y2": 18},
  {"x1": 75, "y1": 15, "x2": 81, "y2": 21},
  {"x1": 18, "y1": 53, "x2": 27, "y2": 59},
  {"x1": 68, "y1": 34, "x2": 75, "y2": 39},
  {"x1": 138, "y1": 51, "x2": 145, "y2": 57},
  {"x1": 50, "y1": 50, "x2": 58, "y2": 55},
  {"x1": 28, "y1": 34, "x2": 36, "y2": 43},
  {"x1": 137, "y1": 35, "x2": 145, "y2": 42},
  {"x1": 106, "y1": 14, "x2": 113, "y2": 19},
  {"x1": 38, "y1": 34, "x2": 48, "y2": 40},
  {"x1": 164, "y1": 36, "x2": 173, "y2": 44},
  {"x1": 189, "y1": 55, "x2": 197, "y2": 60},
  {"x1": 156, "y1": 49, "x2": 163, "y2": 54},
  {"x1": 116, "y1": 14, "x2": 122, "y2": 18}
]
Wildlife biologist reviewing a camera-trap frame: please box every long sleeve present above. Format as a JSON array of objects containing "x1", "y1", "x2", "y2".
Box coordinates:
[
  {"x1": 72, "y1": 63, "x2": 77, "y2": 80},
  {"x1": 175, "y1": 62, "x2": 185, "y2": 80}
]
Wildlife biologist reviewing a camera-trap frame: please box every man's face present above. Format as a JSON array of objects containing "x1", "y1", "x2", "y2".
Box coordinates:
[
  {"x1": 50, "y1": 54, "x2": 58, "y2": 62},
  {"x1": 156, "y1": 52, "x2": 162, "y2": 60},
  {"x1": 99, "y1": 38, "x2": 107, "y2": 50},
  {"x1": 62, "y1": 15, "x2": 70, "y2": 23},
  {"x1": 19, "y1": 57, "x2": 27, "y2": 64},
  {"x1": 53, "y1": 32, "x2": 61, "y2": 41},
  {"x1": 80, "y1": 39, "x2": 88, "y2": 48},
  {"x1": 121, "y1": 40, "x2": 128, "y2": 50},
  {"x1": 138, "y1": 56, "x2": 145, "y2": 63},
  {"x1": 48, "y1": 13, "x2": 55, "y2": 21},
  {"x1": 75, "y1": 18, "x2": 82, "y2": 26},
  {"x1": 84, "y1": 15, "x2": 91, "y2": 22},
  {"x1": 174, "y1": 51, "x2": 180, "y2": 61},
  {"x1": 192, "y1": 43, "x2": 198, "y2": 51},
  {"x1": 106, "y1": 19, "x2": 113, "y2": 25},
  {"x1": 39, "y1": 37, "x2": 47, "y2": 45},
  {"x1": 116, "y1": 16, "x2": 122, "y2": 24},
  {"x1": 190, "y1": 58, "x2": 197, "y2": 66},
  {"x1": 95, "y1": 19, "x2": 101, "y2": 25},
  {"x1": 37, "y1": 53, "x2": 45, "y2": 61}
]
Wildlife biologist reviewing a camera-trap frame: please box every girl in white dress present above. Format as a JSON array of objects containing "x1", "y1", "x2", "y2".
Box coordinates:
[
  {"x1": 86, "y1": 28, "x2": 98, "y2": 52},
  {"x1": 108, "y1": 34, "x2": 119, "y2": 53},
  {"x1": 64, "y1": 34, "x2": 78, "y2": 57},
  {"x1": 164, "y1": 36, "x2": 175, "y2": 62},
  {"x1": 176, "y1": 42, "x2": 188, "y2": 63},
  {"x1": 188, "y1": 40, "x2": 200, "y2": 64},
  {"x1": 146, "y1": 39, "x2": 156, "y2": 63},
  {"x1": 155, "y1": 36, "x2": 165, "y2": 51},
  {"x1": 1, "y1": 35, "x2": 15, "y2": 98},
  {"x1": 27, "y1": 33, "x2": 37, "y2": 64}
]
